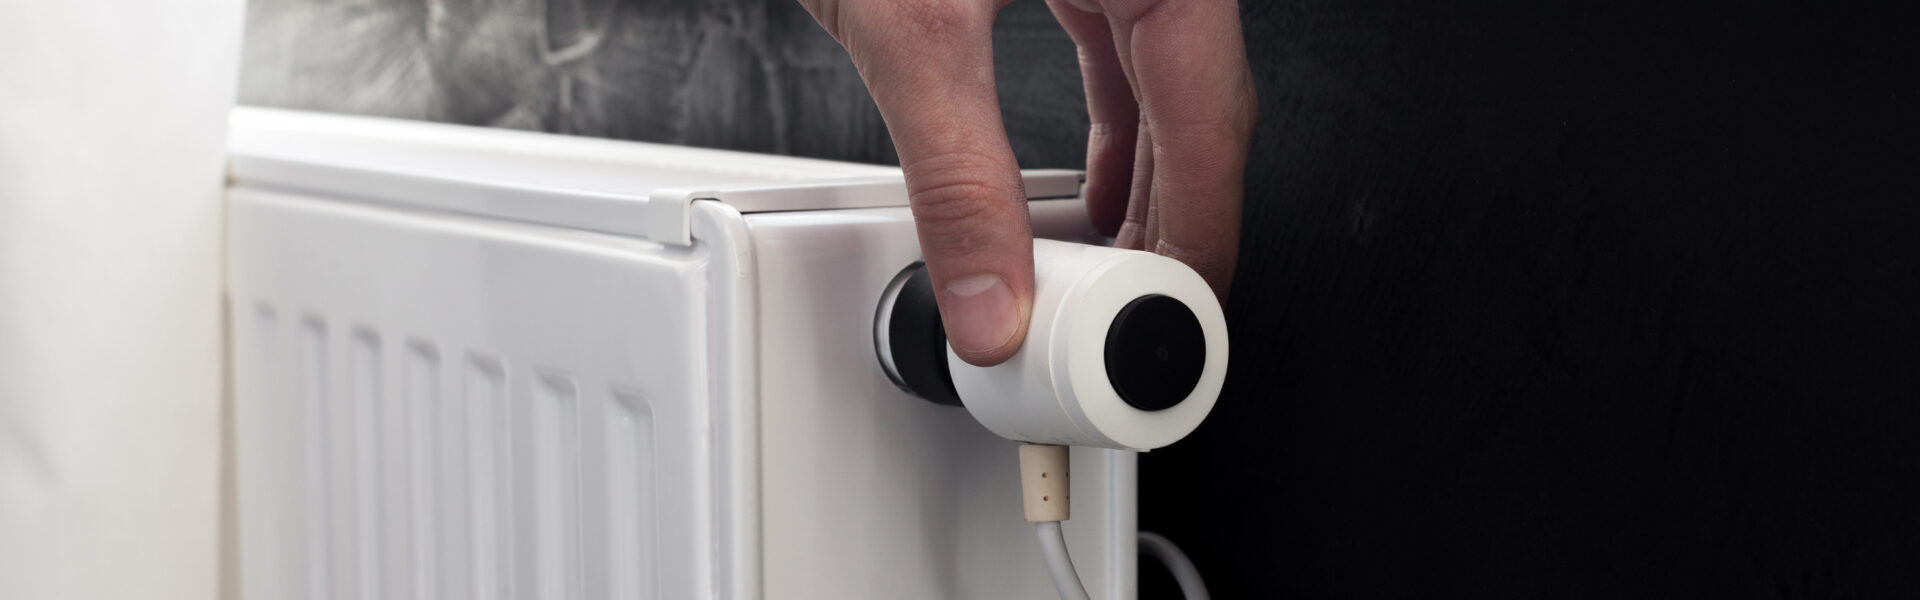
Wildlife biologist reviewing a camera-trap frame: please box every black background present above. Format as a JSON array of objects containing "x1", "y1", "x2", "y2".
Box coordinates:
[{"x1": 243, "y1": 0, "x2": 1920, "y2": 596}]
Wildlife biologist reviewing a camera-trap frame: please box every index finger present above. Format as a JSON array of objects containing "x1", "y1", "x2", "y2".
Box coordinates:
[{"x1": 811, "y1": 0, "x2": 1036, "y2": 365}]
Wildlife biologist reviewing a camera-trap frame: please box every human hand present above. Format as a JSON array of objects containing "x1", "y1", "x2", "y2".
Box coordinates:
[{"x1": 799, "y1": 0, "x2": 1256, "y2": 366}]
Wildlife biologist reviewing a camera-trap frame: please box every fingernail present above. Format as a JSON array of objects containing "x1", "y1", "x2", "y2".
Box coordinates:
[{"x1": 942, "y1": 274, "x2": 1019, "y2": 354}]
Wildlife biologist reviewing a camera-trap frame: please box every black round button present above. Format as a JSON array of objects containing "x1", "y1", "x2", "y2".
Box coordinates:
[{"x1": 1104, "y1": 295, "x2": 1207, "y2": 411}]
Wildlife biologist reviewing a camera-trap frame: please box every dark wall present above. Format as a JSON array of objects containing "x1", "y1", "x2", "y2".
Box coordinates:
[
  {"x1": 1166, "y1": 2, "x2": 1919, "y2": 598},
  {"x1": 241, "y1": 0, "x2": 1920, "y2": 597},
  {"x1": 240, "y1": 0, "x2": 1084, "y2": 166}
]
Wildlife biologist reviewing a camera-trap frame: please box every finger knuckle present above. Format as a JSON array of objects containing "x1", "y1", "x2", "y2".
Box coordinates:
[
  {"x1": 1093, "y1": 0, "x2": 1156, "y2": 21},
  {"x1": 1236, "y1": 67, "x2": 1260, "y2": 132},
  {"x1": 1152, "y1": 99, "x2": 1255, "y2": 168},
  {"x1": 1154, "y1": 238, "x2": 1236, "y2": 293},
  {"x1": 907, "y1": 150, "x2": 1021, "y2": 232},
  {"x1": 1087, "y1": 120, "x2": 1139, "y2": 145},
  {"x1": 910, "y1": 179, "x2": 1007, "y2": 229}
]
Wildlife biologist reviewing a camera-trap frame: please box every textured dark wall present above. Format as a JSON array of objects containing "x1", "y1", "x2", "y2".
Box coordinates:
[
  {"x1": 1165, "y1": 3, "x2": 1918, "y2": 598},
  {"x1": 241, "y1": 1, "x2": 1920, "y2": 597},
  {"x1": 240, "y1": 0, "x2": 1083, "y2": 166}
]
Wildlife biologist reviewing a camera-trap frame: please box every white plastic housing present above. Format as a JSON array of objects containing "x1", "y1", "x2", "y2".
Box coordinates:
[{"x1": 948, "y1": 240, "x2": 1229, "y2": 451}]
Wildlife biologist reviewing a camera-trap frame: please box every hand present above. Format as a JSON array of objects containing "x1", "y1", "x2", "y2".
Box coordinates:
[{"x1": 799, "y1": 0, "x2": 1256, "y2": 366}]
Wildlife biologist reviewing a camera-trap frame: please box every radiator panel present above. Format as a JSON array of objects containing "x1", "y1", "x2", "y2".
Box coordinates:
[
  {"x1": 230, "y1": 188, "x2": 711, "y2": 600},
  {"x1": 225, "y1": 108, "x2": 1135, "y2": 600}
]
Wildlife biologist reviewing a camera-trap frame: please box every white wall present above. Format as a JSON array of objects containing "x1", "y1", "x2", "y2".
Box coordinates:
[{"x1": 0, "y1": 1, "x2": 243, "y2": 598}]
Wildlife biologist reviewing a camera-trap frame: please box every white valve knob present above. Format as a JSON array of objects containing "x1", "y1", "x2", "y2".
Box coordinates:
[{"x1": 876, "y1": 239, "x2": 1228, "y2": 450}]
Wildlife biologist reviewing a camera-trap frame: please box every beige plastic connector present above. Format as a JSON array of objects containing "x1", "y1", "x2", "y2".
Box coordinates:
[{"x1": 1018, "y1": 444, "x2": 1072, "y2": 522}]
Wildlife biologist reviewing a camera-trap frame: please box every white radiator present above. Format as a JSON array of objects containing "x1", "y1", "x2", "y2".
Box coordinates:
[{"x1": 226, "y1": 108, "x2": 1135, "y2": 600}]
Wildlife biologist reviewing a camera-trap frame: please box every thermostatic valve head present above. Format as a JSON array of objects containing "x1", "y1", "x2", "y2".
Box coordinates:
[
  {"x1": 875, "y1": 240, "x2": 1228, "y2": 451},
  {"x1": 874, "y1": 261, "x2": 963, "y2": 406}
]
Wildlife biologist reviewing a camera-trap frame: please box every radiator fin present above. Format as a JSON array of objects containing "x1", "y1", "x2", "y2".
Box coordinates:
[
  {"x1": 606, "y1": 390, "x2": 656, "y2": 600},
  {"x1": 529, "y1": 373, "x2": 582, "y2": 600},
  {"x1": 467, "y1": 356, "x2": 509, "y2": 600},
  {"x1": 405, "y1": 343, "x2": 441, "y2": 600},
  {"x1": 298, "y1": 319, "x2": 338, "y2": 600},
  {"x1": 350, "y1": 329, "x2": 385, "y2": 599}
]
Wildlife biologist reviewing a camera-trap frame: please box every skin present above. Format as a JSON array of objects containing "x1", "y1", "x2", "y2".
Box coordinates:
[{"x1": 799, "y1": 0, "x2": 1257, "y2": 366}]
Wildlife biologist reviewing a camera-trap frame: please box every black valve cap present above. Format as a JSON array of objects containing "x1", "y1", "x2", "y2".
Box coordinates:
[
  {"x1": 881, "y1": 263, "x2": 964, "y2": 405},
  {"x1": 1104, "y1": 294, "x2": 1207, "y2": 411}
]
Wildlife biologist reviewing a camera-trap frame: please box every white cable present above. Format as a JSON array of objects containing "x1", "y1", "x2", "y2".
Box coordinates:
[
  {"x1": 1035, "y1": 521, "x2": 1093, "y2": 600},
  {"x1": 1019, "y1": 444, "x2": 1091, "y2": 600},
  {"x1": 1139, "y1": 531, "x2": 1210, "y2": 600},
  {"x1": 1017, "y1": 445, "x2": 1210, "y2": 600}
]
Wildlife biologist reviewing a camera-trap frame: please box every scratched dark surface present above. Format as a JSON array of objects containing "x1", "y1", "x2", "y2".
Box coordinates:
[{"x1": 240, "y1": 0, "x2": 1920, "y2": 597}]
